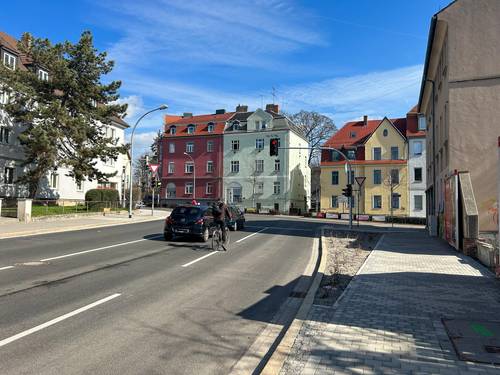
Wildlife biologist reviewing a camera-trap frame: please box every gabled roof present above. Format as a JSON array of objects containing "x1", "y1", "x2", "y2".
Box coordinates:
[
  {"x1": 164, "y1": 112, "x2": 235, "y2": 137},
  {"x1": 165, "y1": 112, "x2": 234, "y2": 126},
  {"x1": 0, "y1": 31, "x2": 31, "y2": 70}
]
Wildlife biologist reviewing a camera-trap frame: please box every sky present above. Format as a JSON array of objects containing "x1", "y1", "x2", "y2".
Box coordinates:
[{"x1": 3, "y1": 0, "x2": 451, "y2": 155}]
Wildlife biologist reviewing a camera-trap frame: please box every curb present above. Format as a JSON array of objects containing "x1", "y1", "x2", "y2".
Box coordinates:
[
  {"x1": 259, "y1": 229, "x2": 328, "y2": 375},
  {"x1": 0, "y1": 215, "x2": 168, "y2": 240}
]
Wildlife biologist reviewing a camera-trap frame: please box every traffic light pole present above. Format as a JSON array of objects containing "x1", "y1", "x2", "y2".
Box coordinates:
[{"x1": 279, "y1": 146, "x2": 353, "y2": 229}]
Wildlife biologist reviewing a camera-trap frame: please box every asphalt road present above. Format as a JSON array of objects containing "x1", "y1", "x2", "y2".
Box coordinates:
[{"x1": 0, "y1": 215, "x2": 321, "y2": 374}]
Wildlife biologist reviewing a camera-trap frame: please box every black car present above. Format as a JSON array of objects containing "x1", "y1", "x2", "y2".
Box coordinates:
[
  {"x1": 226, "y1": 205, "x2": 245, "y2": 231},
  {"x1": 164, "y1": 205, "x2": 214, "y2": 242}
]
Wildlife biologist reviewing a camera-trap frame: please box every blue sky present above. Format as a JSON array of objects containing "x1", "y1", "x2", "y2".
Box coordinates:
[{"x1": 3, "y1": 0, "x2": 450, "y2": 154}]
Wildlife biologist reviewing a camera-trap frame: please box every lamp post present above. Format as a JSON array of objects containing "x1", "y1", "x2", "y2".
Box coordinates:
[
  {"x1": 128, "y1": 104, "x2": 168, "y2": 218},
  {"x1": 183, "y1": 152, "x2": 196, "y2": 200}
]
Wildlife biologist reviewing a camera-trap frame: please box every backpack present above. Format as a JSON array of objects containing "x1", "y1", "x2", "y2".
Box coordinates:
[{"x1": 212, "y1": 204, "x2": 222, "y2": 218}]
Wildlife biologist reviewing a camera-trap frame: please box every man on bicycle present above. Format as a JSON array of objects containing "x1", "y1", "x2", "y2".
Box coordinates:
[{"x1": 211, "y1": 199, "x2": 231, "y2": 243}]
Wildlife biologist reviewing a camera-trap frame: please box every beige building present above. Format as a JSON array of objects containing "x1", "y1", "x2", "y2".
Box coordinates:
[{"x1": 418, "y1": 0, "x2": 500, "y2": 243}]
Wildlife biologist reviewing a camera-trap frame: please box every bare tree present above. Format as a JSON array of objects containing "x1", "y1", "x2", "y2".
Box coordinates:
[
  {"x1": 285, "y1": 111, "x2": 337, "y2": 166},
  {"x1": 383, "y1": 169, "x2": 406, "y2": 227}
]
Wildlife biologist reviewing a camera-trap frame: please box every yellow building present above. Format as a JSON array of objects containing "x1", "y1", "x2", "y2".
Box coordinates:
[{"x1": 320, "y1": 116, "x2": 412, "y2": 219}]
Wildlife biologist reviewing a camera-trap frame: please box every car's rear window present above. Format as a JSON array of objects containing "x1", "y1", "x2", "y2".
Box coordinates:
[{"x1": 171, "y1": 207, "x2": 203, "y2": 219}]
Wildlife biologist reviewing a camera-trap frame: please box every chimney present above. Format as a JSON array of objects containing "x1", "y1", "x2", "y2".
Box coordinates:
[
  {"x1": 363, "y1": 115, "x2": 368, "y2": 126},
  {"x1": 265, "y1": 104, "x2": 279, "y2": 113},
  {"x1": 215, "y1": 109, "x2": 226, "y2": 115},
  {"x1": 182, "y1": 112, "x2": 193, "y2": 118},
  {"x1": 236, "y1": 104, "x2": 248, "y2": 113}
]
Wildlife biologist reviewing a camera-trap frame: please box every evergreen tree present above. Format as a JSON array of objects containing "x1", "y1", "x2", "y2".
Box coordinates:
[{"x1": 0, "y1": 31, "x2": 127, "y2": 197}]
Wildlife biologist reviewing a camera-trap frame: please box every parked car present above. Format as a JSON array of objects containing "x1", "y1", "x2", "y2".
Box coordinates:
[
  {"x1": 164, "y1": 205, "x2": 214, "y2": 242},
  {"x1": 226, "y1": 205, "x2": 245, "y2": 231}
]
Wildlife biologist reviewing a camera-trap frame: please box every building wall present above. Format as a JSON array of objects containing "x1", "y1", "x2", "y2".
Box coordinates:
[
  {"x1": 421, "y1": 0, "x2": 500, "y2": 233},
  {"x1": 287, "y1": 130, "x2": 311, "y2": 211},
  {"x1": 408, "y1": 137, "x2": 427, "y2": 218}
]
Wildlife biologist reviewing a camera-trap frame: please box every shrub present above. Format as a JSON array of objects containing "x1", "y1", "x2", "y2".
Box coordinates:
[
  {"x1": 85, "y1": 189, "x2": 120, "y2": 202},
  {"x1": 85, "y1": 189, "x2": 101, "y2": 202}
]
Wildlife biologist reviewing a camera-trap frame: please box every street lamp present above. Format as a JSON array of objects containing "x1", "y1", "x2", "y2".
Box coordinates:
[
  {"x1": 183, "y1": 152, "x2": 196, "y2": 200},
  {"x1": 128, "y1": 104, "x2": 168, "y2": 218}
]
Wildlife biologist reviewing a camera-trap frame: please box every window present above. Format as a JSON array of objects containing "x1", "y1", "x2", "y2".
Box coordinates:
[
  {"x1": 167, "y1": 183, "x2": 176, "y2": 198},
  {"x1": 207, "y1": 141, "x2": 214, "y2": 152},
  {"x1": 373, "y1": 169, "x2": 382, "y2": 185},
  {"x1": 0, "y1": 127, "x2": 10, "y2": 144},
  {"x1": 206, "y1": 183, "x2": 213, "y2": 194},
  {"x1": 347, "y1": 150, "x2": 356, "y2": 160},
  {"x1": 231, "y1": 160, "x2": 239, "y2": 173},
  {"x1": 255, "y1": 160, "x2": 264, "y2": 173},
  {"x1": 391, "y1": 193, "x2": 400, "y2": 209},
  {"x1": 418, "y1": 115, "x2": 426, "y2": 131},
  {"x1": 49, "y1": 173, "x2": 58, "y2": 189},
  {"x1": 37, "y1": 69, "x2": 49, "y2": 81},
  {"x1": 185, "y1": 162, "x2": 194, "y2": 173},
  {"x1": 187, "y1": 125, "x2": 195, "y2": 134},
  {"x1": 3, "y1": 52, "x2": 16, "y2": 70},
  {"x1": 350, "y1": 131, "x2": 356, "y2": 138},
  {"x1": 390, "y1": 169, "x2": 399, "y2": 184},
  {"x1": 255, "y1": 120, "x2": 260, "y2": 130},
  {"x1": 231, "y1": 139, "x2": 240, "y2": 151},
  {"x1": 414, "y1": 167, "x2": 422, "y2": 182},
  {"x1": 391, "y1": 146, "x2": 399, "y2": 160},
  {"x1": 76, "y1": 180, "x2": 83, "y2": 192},
  {"x1": 186, "y1": 142, "x2": 194, "y2": 153},
  {"x1": 331, "y1": 195, "x2": 338, "y2": 208},
  {"x1": 256, "y1": 138, "x2": 264, "y2": 150},
  {"x1": 414, "y1": 195, "x2": 423, "y2": 211},
  {"x1": 110, "y1": 128, "x2": 116, "y2": 140},
  {"x1": 207, "y1": 161, "x2": 214, "y2": 173},
  {"x1": 169, "y1": 142, "x2": 175, "y2": 153},
  {"x1": 260, "y1": 121, "x2": 267, "y2": 130},
  {"x1": 373, "y1": 147, "x2": 381, "y2": 160},
  {"x1": 207, "y1": 122, "x2": 214, "y2": 133},
  {"x1": 274, "y1": 159, "x2": 280, "y2": 172},
  {"x1": 170, "y1": 126, "x2": 176, "y2": 135},
  {"x1": 331, "y1": 171, "x2": 339, "y2": 185},
  {"x1": 256, "y1": 182, "x2": 264, "y2": 194},
  {"x1": 232, "y1": 121, "x2": 240, "y2": 130},
  {"x1": 185, "y1": 182, "x2": 193, "y2": 195},
  {"x1": 413, "y1": 141, "x2": 423, "y2": 156},
  {"x1": 383, "y1": 129, "x2": 388, "y2": 137},
  {"x1": 373, "y1": 195, "x2": 382, "y2": 209},
  {"x1": 168, "y1": 162, "x2": 175, "y2": 174},
  {"x1": 0, "y1": 91, "x2": 9, "y2": 105},
  {"x1": 273, "y1": 181, "x2": 281, "y2": 194},
  {"x1": 4, "y1": 167, "x2": 14, "y2": 184},
  {"x1": 90, "y1": 99, "x2": 97, "y2": 107}
]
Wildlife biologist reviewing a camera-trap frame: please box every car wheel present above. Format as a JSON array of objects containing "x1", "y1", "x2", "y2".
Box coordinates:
[
  {"x1": 200, "y1": 227, "x2": 209, "y2": 242},
  {"x1": 164, "y1": 232, "x2": 173, "y2": 241}
]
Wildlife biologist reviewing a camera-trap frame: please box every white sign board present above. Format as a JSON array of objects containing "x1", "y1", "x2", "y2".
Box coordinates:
[
  {"x1": 149, "y1": 164, "x2": 159, "y2": 174},
  {"x1": 372, "y1": 215, "x2": 386, "y2": 222},
  {"x1": 340, "y1": 213, "x2": 350, "y2": 220},
  {"x1": 326, "y1": 213, "x2": 338, "y2": 219}
]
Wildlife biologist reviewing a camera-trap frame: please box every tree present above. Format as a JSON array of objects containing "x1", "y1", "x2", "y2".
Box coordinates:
[
  {"x1": 149, "y1": 130, "x2": 162, "y2": 164},
  {"x1": 0, "y1": 31, "x2": 127, "y2": 197},
  {"x1": 285, "y1": 111, "x2": 337, "y2": 166}
]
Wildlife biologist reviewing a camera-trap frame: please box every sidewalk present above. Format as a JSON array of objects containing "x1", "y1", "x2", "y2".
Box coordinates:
[
  {"x1": 280, "y1": 231, "x2": 500, "y2": 374},
  {"x1": 0, "y1": 209, "x2": 170, "y2": 239}
]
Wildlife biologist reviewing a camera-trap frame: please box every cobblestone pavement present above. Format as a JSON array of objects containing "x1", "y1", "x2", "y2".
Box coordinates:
[{"x1": 280, "y1": 231, "x2": 500, "y2": 375}]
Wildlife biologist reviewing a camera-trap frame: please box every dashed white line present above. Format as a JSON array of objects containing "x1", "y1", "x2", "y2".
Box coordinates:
[
  {"x1": 39, "y1": 235, "x2": 163, "y2": 262},
  {"x1": 235, "y1": 227, "x2": 269, "y2": 243},
  {"x1": 0, "y1": 293, "x2": 121, "y2": 348},
  {"x1": 0, "y1": 266, "x2": 14, "y2": 271},
  {"x1": 181, "y1": 251, "x2": 218, "y2": 267}
]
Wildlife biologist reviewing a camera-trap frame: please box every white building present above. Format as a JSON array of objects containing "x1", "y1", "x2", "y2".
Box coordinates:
[
  {"x1": 223, "y1": 104, "x2": 311, "y2": 213},
  {"x1": 407, "y1": 110, "x2": 427, "y2": 218},
  {"x1": 0, "y1": 31, "x2": 130, "y2": 202}
]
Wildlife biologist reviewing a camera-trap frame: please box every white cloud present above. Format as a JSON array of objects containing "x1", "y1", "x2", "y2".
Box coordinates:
[
  {"x1": 128, "y1": 131, "x2": 159, "y2": 157},
  {"x1": 115, "y1": 95, "x2": 144, "y2": 119}
]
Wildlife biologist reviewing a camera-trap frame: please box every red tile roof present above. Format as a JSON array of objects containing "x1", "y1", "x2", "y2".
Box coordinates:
[
  {"x1": 163, "y1": 112, "x2": 235, "y2": 137},
  {"x1": 0, "y1": 31, "x2": 31, "y2": 70},
  {"x1": 321, "y1": 160, "x2": 407, "y2": 166},
  {"x1": 323, "y1": 119, "x2": 389, "y2": 149}
]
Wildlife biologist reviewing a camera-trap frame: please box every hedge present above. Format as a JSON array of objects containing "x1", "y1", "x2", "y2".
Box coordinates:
[{"x1": 85, "y1": 188, "x2": 120, "y2": 202}]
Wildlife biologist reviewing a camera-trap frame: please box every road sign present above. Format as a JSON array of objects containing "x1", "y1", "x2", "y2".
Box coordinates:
[
  {"x1": 148, "y1": 164, "x2": 159, "y2": 174},
  {"x1": 355, "y1": 176, "x2": 366, "y2": 187}
]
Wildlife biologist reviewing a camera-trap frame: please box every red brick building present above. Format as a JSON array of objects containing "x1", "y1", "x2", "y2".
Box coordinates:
[{"x1": 160, "y1": 110, "x2": 235, "y2": 204}]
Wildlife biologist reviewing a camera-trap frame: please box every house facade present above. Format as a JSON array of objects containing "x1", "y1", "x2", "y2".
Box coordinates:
[
  {"x1": 160, "y1": 110, "x2": 233, "y2": 205},
  {"x1": 321, "y1": 111, "x2": 424, "y2": 220},
  {"x1": 419, "y1": 0, "x2": 500, "y2": 242},
  {"x1": 0, "y1": 31, "x2": 130, "y2": 202},
  {"x1": 223, "y1": 104, "x2": 310, "y2": 213}
]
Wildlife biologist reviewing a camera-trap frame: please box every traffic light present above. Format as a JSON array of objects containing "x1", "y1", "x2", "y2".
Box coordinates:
[
  {"x1": 270, "y1": 138, "x2": 279, "y2": 156},
  {"x1": 342, "y1": 184, "x2": 353, "y2": 198},
  {"x1": 156, "y1": 180, "x2": 162, "y2": 188}
]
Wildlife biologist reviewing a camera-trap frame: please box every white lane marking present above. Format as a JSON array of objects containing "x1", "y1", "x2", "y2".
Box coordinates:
[
  {"x1": 244, "y1": 225, "x2": 313, "y2": 232},
  {"x1": 181, "y1": 251, "x2": 218, "y2": 267},
  {"x1": 235, "y1": 227, "x2": 269, "y2": 243},
  {"x1": 0, "y1": 293, "x2": 121, "y2": 348},
  {"x1": 40, "y1": 235, "x2": 163, "y2": 262},
  {"x1": 0, "y1": 266, "x2": 14, "y2": 271}
]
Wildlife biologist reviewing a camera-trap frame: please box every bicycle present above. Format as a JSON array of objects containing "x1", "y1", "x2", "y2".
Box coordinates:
[{"x1": 211, "y1": 223, "x2": 229, "y2": 251}]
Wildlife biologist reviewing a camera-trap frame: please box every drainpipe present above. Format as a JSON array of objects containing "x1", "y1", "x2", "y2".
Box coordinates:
[{"x1": 426, "y1": 79, "x2": 437, "y2": 221}]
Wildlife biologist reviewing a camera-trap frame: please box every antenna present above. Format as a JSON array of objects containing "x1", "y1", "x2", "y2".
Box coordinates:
[{"x1": 271, "y1": 86, "x2": 277, "y2": 105}]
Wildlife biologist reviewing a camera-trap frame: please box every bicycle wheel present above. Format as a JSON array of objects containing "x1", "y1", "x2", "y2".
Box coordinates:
[{"x1": 211, "y1": 230, "x2": 221, "y2": 251}]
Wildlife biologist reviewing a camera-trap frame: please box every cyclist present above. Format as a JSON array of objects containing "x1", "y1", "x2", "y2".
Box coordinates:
[{"x1": 211, "y1": 199, "x2": 231, "y2": 244}]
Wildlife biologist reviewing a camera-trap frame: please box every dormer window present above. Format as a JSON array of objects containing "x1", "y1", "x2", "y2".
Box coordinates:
[
  {"x1": 232, "y1": 121, "x2": 240, "y2": 130},
  {"x1": 207, "y1": 122, "x2": 214, "y2": 133},
  {"x1": 350, "y1": 131, "x2": 357, "y2": 138},
  {"x1": 261, "y1": 121, "x2": 267, "y2": 130},
  {"x1": 3, "y1": 52, "x2": 16, "y2": 70},
  {"x1": 37, "y1": 69, "x2": 49, "y2": 81},
  {"x1": 170, "y1": 126, "x2": 176, "y2": 135},
  {"x1": 187, "y1": 125, "x2": 195, "y2": 134}
]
